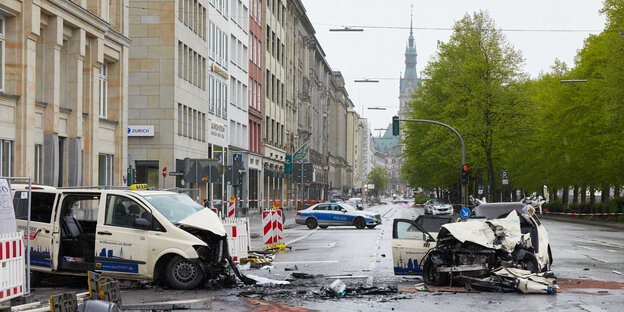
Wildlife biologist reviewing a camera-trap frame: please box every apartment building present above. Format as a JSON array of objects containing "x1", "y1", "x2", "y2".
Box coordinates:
[
  {"x1": 248, "y1": 0, "x2": 263, "y2": 208},
  {"x1": 262, "y1": 0, "x2": 287, "y2": 206},
  {"x1": 0, "y1": 0, "x2": 130, "y2": 187}
]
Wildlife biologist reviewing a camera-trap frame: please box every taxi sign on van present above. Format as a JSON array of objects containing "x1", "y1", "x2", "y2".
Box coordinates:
[{"x1": 129, "y1": 184, "x2": 149, "y2": 190}]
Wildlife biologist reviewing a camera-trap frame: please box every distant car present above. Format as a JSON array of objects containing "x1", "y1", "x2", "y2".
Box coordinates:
[
  {"x1": 393, "y1": 199, "x2": 409, "y2": 204},
  {"x1": 296, "y1": 202, "x2": 381, "y2": 229},
  {"x1": 424, "y1": 199, "x2": 453, "y2": 215},
  {"x1": 347, "y1": 198, "x2": 364, "y2": 210}
]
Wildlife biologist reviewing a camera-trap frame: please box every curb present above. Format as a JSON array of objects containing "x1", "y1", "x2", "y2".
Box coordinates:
[{"x1": 539, "y1": 213, "x2": 624, "y2": 230}]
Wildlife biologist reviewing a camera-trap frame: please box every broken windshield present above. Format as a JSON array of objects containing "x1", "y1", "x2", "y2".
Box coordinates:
[{"x1": 142, "y1": 193, "x2": 205, "y2": 224}]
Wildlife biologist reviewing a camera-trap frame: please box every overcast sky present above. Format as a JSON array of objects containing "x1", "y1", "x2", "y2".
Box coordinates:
[{"x1": 301, "y1": 0, "x2": 606, "y2": 135}]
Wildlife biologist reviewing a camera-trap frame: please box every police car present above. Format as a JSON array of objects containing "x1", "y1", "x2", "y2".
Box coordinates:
[{"x1": 295, "y1": 202, "x2": 381, "y2": 229}]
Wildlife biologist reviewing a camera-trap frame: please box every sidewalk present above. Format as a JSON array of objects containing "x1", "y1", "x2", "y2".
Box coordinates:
[{"x1": 245, "y1": 208, "x2": 300, "y2": 249}]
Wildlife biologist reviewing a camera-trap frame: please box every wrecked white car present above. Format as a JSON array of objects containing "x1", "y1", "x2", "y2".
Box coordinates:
[
  {"x1": 421, "y1": 202, "x2": 553, "y2": 286},
  {"x1": 12, "y1": 185, "x2": 251, "y2": 290}
]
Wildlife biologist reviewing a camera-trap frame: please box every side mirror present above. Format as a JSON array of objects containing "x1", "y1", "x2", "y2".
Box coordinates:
[
  {"x1": 133, "y1": 217, "x2": 151, "y2": 230},
  {"x1": 423, "y1": 233, "x2": 435, "y2": 242}
]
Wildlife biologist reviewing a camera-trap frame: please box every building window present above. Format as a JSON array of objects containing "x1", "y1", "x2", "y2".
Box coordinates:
[
  {"x1": 35, "y1": 144, "x2": 43, "y2": 183},
  {"x1": 99, "y1": 63, "x2": 108, "y2": 118},
  {"x1": 0, "y1": 139, "x2": 12, "y2": 176},
  {"x1": 0, "y1": 17, "x2": 5, "y2": 92},
  {"x1": 177, "y1": 104, "x2": 183, "y2": 135},
  {"x1": 98, "y1": 154, "x2": 114, "y2": 186}
]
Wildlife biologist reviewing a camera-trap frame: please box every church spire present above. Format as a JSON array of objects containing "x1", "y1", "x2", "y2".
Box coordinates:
[{"x1": 409, "y1": 4, "x2": 414, "y2": 48}]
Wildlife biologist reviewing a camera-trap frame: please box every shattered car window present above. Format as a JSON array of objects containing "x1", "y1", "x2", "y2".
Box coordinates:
[
  {"x1": 142, "y1": 193, "x2": 204, "y2": 224},
  {"x1": 474, "y1": 203, "x2": 525, "y2": 219}
]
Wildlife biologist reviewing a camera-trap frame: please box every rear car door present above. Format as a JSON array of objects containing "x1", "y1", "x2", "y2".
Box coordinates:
[
  {"x1": 94, "y1": 193, "x2": 150, "y2": 278},
  {"x1": 311, "y1": 204, "x2": 332, "y2": 225},
  {"x1": 13, "y1": 190, "x2": 58, "y2": 271},
  {"x1": 392, "y1": 218, "x2": 435, "y2": 275}
]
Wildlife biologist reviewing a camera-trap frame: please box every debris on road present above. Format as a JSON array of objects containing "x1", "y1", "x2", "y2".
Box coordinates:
[
  {"x1": 245, "y1": 274, "x2": 291, "y2": 285},
  {"x1": 329, "y1": 279, "x2": 347, "y2": 296},
  {"x1": 285, "y1": 265, "x2": 299, "y2": 271},
  {"x1": 465, "y1": 267, "x2": 557, "y2": 294},
  {"x1": 289, "y1": 272, "x2": 317, "y2": 279},
  {"x1": 612, "y1": 270, "x2": 622, "y2": 275}
]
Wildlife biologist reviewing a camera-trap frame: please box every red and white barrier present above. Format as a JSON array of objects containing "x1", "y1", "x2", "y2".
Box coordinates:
[
  {"x1": 223, "y1": 217, "x2": 250, "y2": 262},
  {"x1": 0, "y1": 232, "x2": 24, "y2": 302},
  {"x1": 545, "y1": 211, "x2": 624, "y2": 216},
  {"x1": 262, "y1": 209, "x2": 283, "y2": 246},
  {"x1": 227, "y1": 201, "x2": 235, "y2": 218}
]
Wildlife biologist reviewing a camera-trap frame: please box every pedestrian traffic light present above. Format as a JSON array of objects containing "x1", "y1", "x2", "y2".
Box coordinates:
[
  {"x1": 392, "y1": 116, "x2": 399, "y2": 136},
  {"x1": 461, "y1": 165, "x2": 469, "y2": 185}
]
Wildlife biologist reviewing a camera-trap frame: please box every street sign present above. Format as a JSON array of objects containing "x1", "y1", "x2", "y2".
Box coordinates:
[
  {"x1": 460, "y1": 207, "x2": 471, "y2": 219},
  {"x1": 169, "y1": 172, "x2": 184, "y2": 176},
  {"x1": 293, "y1": 141, "x2": 310, "y2": 162},
  {"x1": 478, "y1": 185, "x2": 483, "y2": 195},
  {"x1": 285, "y1": 155, "x2": 292, "y2": 173},
  {"x1": 502, "y1": 170, "x2": 509, "y2": 185},
  {"x1": 368, "y1": 184, "x2": 375, "y2": 189},
  {"x1": 502, "y1": 179, "x2": 509, "y2": 185},
  {"x1": 162, "y1": 167, "x2": 167, "y2": 178}
]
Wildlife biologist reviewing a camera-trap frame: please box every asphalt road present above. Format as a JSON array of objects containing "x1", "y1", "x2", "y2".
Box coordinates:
[{"x1": 21, "y1": 204, "x2": 624, "y2": 311}]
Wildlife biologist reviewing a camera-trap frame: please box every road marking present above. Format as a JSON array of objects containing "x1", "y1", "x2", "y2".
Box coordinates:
[
  {"x1": 577, "y1": 245, "x2": 597, "y2": 251},
  {"x1": 584, "y1": 255, "x2": 608, "y2": 263},
  {"x1": 326, "y1": 275, "x2": 369, "y2": 279},
  {"x1": 272, "y1": 260, "x2": 340, "y2": 264},
  {"x1": 294, "y1": 242, "x2": 339, "y2": 249},
  {"x1": 285, "y1": 229, "x2": 318, "y2": 245}
]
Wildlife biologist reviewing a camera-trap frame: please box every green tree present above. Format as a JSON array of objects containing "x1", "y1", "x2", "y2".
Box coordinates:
[
  {"x1": 368, "y1": 167, "x2": 389, "y2": 198},
  {"x1": 402, "y1": 11, "x2": 530, "y2": 201}
]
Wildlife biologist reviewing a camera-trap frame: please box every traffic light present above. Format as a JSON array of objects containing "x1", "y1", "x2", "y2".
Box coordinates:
[
  {"x1": 461, "y1": 165, "x2": 469, "y2": 185},
  {"x1": 392, "y1": 116, "x2": 399, "y2": 136}
]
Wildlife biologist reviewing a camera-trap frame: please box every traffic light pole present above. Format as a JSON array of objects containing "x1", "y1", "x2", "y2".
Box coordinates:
[{"x1": 396, "y1": 118, "x2": 466, "y2": 206}]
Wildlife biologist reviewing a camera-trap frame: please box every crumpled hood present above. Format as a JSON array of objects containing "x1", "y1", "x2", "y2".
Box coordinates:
[
  {"x1": 439, "y1": 211, "x2": 522, "y2": 252},
  {"x1": 178, "y1": 208, "x2": 227, "y2": 237}
]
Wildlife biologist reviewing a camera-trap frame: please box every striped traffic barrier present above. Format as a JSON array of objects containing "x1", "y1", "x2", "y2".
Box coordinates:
[
  {"x1": 0, "y1": 232, "x2": 24, "y2": 302},
  {"x1": 545, "y1": 211, "x2": 624, "y2": 216}
]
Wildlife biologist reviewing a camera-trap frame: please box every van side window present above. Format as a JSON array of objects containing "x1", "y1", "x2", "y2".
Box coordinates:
[
  {"x1": 105, "y1": 195, "x2": 156, "y2": 230},
  {"x1": 13, "y1": 191, "x2": 56, "y2": 223}
]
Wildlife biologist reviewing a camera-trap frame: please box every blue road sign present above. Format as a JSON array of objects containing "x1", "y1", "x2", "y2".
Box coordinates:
[{"x1": 460, "y1": 207, "x2": 471, "y2": 219}]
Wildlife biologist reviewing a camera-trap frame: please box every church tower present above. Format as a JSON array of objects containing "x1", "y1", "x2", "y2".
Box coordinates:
[{"x1": 399, "y1": 6, "x2": 420, "y2": 119}]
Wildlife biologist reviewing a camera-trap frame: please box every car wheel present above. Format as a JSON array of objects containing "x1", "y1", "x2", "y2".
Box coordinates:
[
  {"x1": 366, "y1": 225, "x2": 376, "y2": 229},
  {"x1": 165, "y1": 255, "x2": 203, "y2": 290},
  {"x1": 423, "y1": 259, "x2": 448, "y2": 286},
  {"x1": 354, "y1": 217, "x2": 366, "y2": 229},
  {"x1": 319, "y1": 225, "x2": 329, "y2": 229},
  {"x1": 305, "y1": 218, "x2": 318, "y2": 229},
  {"x1": 520, "y1": 252, "x2": 539, "y2": 274}
]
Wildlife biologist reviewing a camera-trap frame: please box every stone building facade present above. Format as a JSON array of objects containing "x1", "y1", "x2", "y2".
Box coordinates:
[
  {"x1": 261, "y1": 0, "x2": 287, "y2": 206},
  {"x1": 248, "y1": 0, "x2": 263, "y2": 208},
  {"x1": 0, "y1": 0, "x2": 129, "y2": 187}
]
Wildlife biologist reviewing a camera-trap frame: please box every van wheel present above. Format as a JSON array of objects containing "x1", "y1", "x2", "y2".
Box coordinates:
[
  {"x1": 354, "y1": 217, "x2": 366, "y2": 229},
  {"x1": 520, "y1": 253, "x2": 539, "y2": 274},
  {"x1": 306, "y1": 218, "x2": 318, "y2": 229},
  {"x1": 423, "y1": 259, "x2": 448, "y2": 286},
  {"x1": 165, "y1": 256, "x2": 203, "y2": 290}
]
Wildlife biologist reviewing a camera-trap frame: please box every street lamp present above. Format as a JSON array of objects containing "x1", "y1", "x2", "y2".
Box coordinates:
[
  {"x1": 329, "y1": 26, "x2": 364, "y2": 32},
  {"x1": 367, "y1": 107, "x2": 386, "y2": 110},
  {"x1": 354, "y1": 79, "x2": 379, "y2": 83},
  {"x1": 560, "y1": 79, "x2": 588, "y2": 83}
]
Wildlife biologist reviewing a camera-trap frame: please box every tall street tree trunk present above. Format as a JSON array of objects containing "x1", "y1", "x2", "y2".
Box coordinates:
[
  {"x1": 486, "y1": 149, "x2": 496, "y2": 202},
  {"x1": 563, "y1": 188, "x2": 569, "y2": 207},
  {"x1": 581, "y1": 186, "x2": 587, "y2": 204},
  {"x1": 589, "y1": 187, "x2": 595, "y2": 205},
  {"x1": 615, "y1": 186, "x2": 621, "y2": 198},
  {"x1": 573, "y1": 186, "x2": 579, "y2": 204}
]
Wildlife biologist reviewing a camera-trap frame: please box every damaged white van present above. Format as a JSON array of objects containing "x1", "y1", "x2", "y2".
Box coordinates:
[{"x1": 12, "y1": 185, "x2": 238, "y2": 289}]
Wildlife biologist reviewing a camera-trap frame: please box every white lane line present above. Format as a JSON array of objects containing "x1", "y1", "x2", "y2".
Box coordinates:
[
  {"x1": 285, "y1": 228, "x2": 318, "y2": 245},
  {"x1": 294, "y1": 242, "x2": 339, "y2": 249},
  {"x1": 584, "y1": 254, "x2": 608, "y2": 263},
  {"x1": 273, "y1": 260, "x2": 340, "y2": 264},
  {"x1": 577, "y1": 245, "x2": 597, "y2": 251}
]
